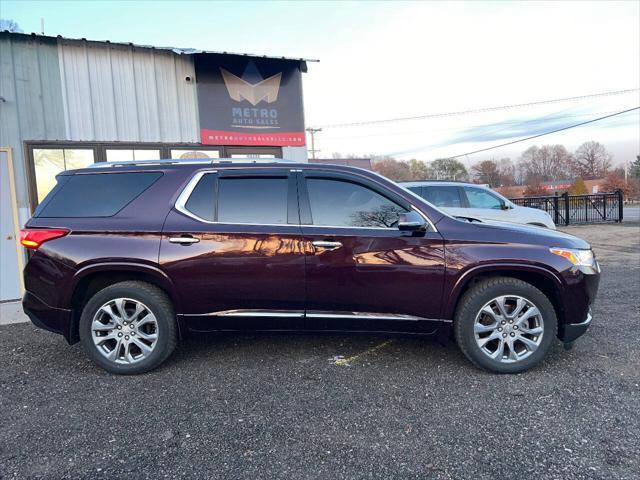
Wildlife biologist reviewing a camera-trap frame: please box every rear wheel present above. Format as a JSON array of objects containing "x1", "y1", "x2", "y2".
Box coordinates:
[
  {"x1": 454, "y1": 277, "x2": 557, "y2": 373},
  {"x1": 79, "y1": 281, "x2": 177, "y2": 374}
]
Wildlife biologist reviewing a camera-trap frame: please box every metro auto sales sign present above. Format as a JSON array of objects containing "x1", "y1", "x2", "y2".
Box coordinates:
[{"x1": 194, "y1": 54, "x2": 306, "y2": 146}]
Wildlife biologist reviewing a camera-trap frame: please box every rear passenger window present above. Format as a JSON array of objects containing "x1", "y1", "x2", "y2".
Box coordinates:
[
  {"x1": 35, "y1": 172, "x2": 162, "y2": 218},
  {"x1": 306, "y1": 178, "x2": 408, "y2": 228},
  {"x1": 185, "y1": 173, "x2": 215, "y2": 221},
  {"x1": 217, "y1": 177, "x2": 288, "y2": 224},
  {"x1": 422, "y1": 186, "x2": 463, "y2": 208}
]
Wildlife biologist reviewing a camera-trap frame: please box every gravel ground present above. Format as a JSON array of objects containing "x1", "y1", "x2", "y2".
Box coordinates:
[{"x1": 1, "y1": 223, "x2": 639, "y2": 479}]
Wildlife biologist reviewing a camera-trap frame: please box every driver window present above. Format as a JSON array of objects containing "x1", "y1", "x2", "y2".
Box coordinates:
[
  {"x1": 306, "y1": 178, "x2": 408, "y2": 228},
  {"x1": 463, "y1": 187, "x2": 503, "y2": 209}
]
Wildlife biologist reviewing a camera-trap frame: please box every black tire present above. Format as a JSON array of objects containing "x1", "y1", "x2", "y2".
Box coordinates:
[
  {"x1": 79, "y1": 281, "x2": 177, "y2": 374},
  {"x1": 454, "y1": 277, "x2": 557, "y2": 373}
]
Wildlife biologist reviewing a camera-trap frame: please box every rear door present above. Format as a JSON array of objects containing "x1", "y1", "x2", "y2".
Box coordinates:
[
  {"x1": 160, "y1": 168, "x2": 306, "y2": 330},
  {"x1": 298, "y1": 171, "x2": 446, "y2": 333}
]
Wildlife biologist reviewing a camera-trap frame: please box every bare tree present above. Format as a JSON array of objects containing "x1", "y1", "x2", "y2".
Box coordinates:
[
  {"x1": 371, "y1": 158, "x2": 412, "y2": 181},
  {"x1": 472, "y1": 160, "x2": 501, "y2": 186},
  {"x1": 570, "y1": 141, "x2": 612, "y2": 179},
  {"x1": 0, "y1": 19, "x2": 23, "y2": 33},
  {"x1": 428, "y1": 158, "x2": 469, "y2": 181},
  {"x1": 407, "y1": 159, "x2": 429, "y2": 180},
  {"x1": 498, "y1": 158, "x2": 516, "y2": 186},
  {"x1": 518, "y1": 144, "x2": 572, "y2": 184}
]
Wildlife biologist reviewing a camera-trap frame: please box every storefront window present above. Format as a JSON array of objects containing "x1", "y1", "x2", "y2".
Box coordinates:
[
  {"x1": 171, "y1": 149, "x2": 220, "y2": 159},
  {"x1": 33, "y1": 148, "x2": 94, "y2": 202},
  {"x1": 105, "y1": 149, "x2": 161, "y2": 162}
]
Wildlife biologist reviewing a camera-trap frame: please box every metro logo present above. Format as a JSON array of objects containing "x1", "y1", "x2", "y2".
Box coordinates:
[{"x1": 220, "y1": 67, "x2": 282, "y2": 106}]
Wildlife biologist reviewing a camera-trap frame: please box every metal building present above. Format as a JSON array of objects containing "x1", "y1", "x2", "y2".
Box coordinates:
[{"x1": 0, "y1": 31, "x2": 313, "y2": 301}]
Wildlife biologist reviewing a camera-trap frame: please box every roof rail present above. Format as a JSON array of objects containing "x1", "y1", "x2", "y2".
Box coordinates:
[{"x1": 88, "y1": 157, "x2": 294, "y2": 168}]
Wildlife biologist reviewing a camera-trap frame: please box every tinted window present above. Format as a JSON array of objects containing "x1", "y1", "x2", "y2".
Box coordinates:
[
  {"x1": 185, "y1": 173, "x2": 215, "y2": 221},
  {"x1": 407, "y1": 186, "x2": 423, "y2": 196},
  {"x1": 422, "y1": 186, "x2": 463, "y2": 207},
  {"x1": 217, "y1": 177, "x2": 288, "y2": 224},
  {"x1": 307, "y1": 179, "x2": 407, "y2": 228},
  {"x1": 36, "y1": 172, "x2": 162, "y2": 218},
  {"x1": 464, "y1": 187, "x2": 503, "y2": 209}
]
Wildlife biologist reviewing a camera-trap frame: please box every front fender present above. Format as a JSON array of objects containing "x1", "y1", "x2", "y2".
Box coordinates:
[{"x1": 442, "y1": 262, "x2": 565, "y2": 320}]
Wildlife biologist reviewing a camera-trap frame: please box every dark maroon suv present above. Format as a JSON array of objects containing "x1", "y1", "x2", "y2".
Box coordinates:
[{"x1": 21, "y1": 160, "x2": 599, "y2": 374}]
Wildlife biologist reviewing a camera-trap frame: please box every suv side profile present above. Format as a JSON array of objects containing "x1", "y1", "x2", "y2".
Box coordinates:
[
  {"x1": 400, "y1": 181, "x2": 556, "y2": 229},
  {"x1": 21, "y1": 160, "x2": 599, "y2": 374}
]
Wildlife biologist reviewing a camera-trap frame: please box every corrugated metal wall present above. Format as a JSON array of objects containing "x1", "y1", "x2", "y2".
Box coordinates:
[
  {"x1": 58, "y1": 39, "x2": 199, "y2": 143},
  {"x1": 1, "y1": 31, "x2": 304, "y2": 218},
  {"x1": 0, "y1": 33, "x2": 66, "y2": 218}
]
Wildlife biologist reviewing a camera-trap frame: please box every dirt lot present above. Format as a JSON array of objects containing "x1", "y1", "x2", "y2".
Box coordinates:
[{"x1": 1, "y1": 222, "x2": 639, "y2": 479}]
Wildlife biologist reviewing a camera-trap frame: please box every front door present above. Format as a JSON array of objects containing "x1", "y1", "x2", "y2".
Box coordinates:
[
  {"x1": 297, "y1": 172, "x2": 446, "y2": 333},
  {"x1": 0, "y1": 148, "x2": 22, "y2": 301},
  {"x1": 160, "y1": 169, "x2": 306, "y2": 331},
  {"x1": 461, "y1": 185, "x2": 519, "y2": 223}
]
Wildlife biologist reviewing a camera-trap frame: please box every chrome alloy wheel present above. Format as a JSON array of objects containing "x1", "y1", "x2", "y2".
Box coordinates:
[
  {"x1": 474, "y1": 295, "x2": 544, "y2": 363},
  {"x1": 91, "y1": 298, "x2": 158, "y2": 365}
]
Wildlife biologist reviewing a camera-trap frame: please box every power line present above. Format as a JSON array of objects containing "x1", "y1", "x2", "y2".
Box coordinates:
[
  {"x1": 316, "y1": 88, "x2": 639, "y2": 129},
  {"x1": 319, "y1": 110, "x2": 622, "y2": 141},
  {"x1": 449, "y1": 107, "x2": 640, "y2": 159}
]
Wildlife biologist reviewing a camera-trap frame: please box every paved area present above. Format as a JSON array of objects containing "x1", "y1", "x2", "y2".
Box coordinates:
[
  {"x1": 623, "y1": 206, "x2": 640, "y2": 222},
  {"x1": 0, "y1": 300, "x2": 28, "y2": 325},
  {"x1": 1, "y1": 223, "x2": 638, "y2": 479}
]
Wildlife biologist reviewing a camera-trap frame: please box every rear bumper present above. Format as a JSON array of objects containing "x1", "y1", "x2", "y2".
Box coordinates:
[{"x1": 22, "y1": 291, "x2": 73, "y2": 342}]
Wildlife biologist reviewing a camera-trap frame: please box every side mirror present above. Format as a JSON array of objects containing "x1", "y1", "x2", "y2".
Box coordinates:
[
  {"x1": 398, "y1": 211, "x2": 427, "y2": 232},
  {"x1": 500, "y1": 200, "x2": 511, "y2": 210}
]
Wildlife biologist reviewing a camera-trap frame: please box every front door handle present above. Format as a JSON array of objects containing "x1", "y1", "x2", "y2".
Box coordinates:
[
  {"x1": 312, "y1": 240, "x2": 342, "y2": 251},
  {"x1": 169, "y1": 236, "x2": 200, "y2": 245}
]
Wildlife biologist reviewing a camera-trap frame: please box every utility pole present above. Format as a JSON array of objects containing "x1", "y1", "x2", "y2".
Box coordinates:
[{"x1": 306, "y1": 127, "x2": 322, "y2": 160}]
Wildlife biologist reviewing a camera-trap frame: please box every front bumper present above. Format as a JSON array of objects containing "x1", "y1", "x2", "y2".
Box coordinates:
[
  {"x1": 559, "y1": 306, "x2": 593, "y2": 343},
  {"x1": 22, "y1": 291, "x2": 73, "y2": 342}
]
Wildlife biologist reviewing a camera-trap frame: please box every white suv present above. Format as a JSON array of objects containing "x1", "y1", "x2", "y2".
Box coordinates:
[{"x1": 401, "y1": 181, "x2": 556, "y2": 229}]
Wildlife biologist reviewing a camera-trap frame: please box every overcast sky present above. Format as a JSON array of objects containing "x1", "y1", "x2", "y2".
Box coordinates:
[{"x1": 3, "y1": 0, "x2": 639, "y2": 166}]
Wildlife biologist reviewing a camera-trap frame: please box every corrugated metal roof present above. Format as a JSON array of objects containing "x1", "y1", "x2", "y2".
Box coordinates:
[{"x1": 1, "y1": 31, "x2": 319, "y2": 66}]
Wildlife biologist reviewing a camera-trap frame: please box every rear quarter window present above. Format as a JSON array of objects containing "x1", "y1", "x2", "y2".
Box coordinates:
[{"x1": 35, "y1": 172, "x2": 162, "y2": 218}]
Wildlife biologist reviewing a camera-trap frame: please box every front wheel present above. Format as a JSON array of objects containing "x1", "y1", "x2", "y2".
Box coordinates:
[
  {"x1": 454, "y1": 277, "x2": 557, "y2": 373},
  {"x1": 79, "y1": 281, "x2": 177, "y2": 374}
]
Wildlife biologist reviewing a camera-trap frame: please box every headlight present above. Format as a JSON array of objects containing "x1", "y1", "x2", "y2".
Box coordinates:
[{"x1": 550, "y1": 248, "x2": 595, "y2": 267}]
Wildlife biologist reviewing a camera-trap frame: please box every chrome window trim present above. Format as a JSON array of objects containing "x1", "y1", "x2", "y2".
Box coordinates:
[
  {"x1": 175, "y1": 170, "x2": 438, "y2": 233},
  {"x1": 174, "y1": 170, "x2": 219, "y2": 223},
  {"x1": 410, "y1": 204, "x2": 438, "y2": 233}
]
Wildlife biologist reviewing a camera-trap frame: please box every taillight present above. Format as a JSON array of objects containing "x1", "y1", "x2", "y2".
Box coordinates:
[{"x1": 19, "y1": 228, "x2": 70, "y2": 249}]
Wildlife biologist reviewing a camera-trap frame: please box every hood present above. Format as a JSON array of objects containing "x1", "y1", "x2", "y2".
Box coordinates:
[
  {"x1": 437, "y1": 215, "x2": 590, "y2": 249},
  {"x1": 474, "y1": 220, "x2": 590, "y2": 249}
]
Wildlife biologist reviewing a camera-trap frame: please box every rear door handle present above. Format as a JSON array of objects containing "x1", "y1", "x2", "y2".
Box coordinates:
[
  {"x1": 169, "y1": 236, "x2": 200, "y2": 245},
  {"x1": 312, "y1": 240, "x2": 342, "y2": 250}
]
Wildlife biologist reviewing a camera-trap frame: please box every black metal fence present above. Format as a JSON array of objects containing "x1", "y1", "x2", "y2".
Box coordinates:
[{"x1": 509, "y1": 190, "x2": 624, "y2": 225}]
